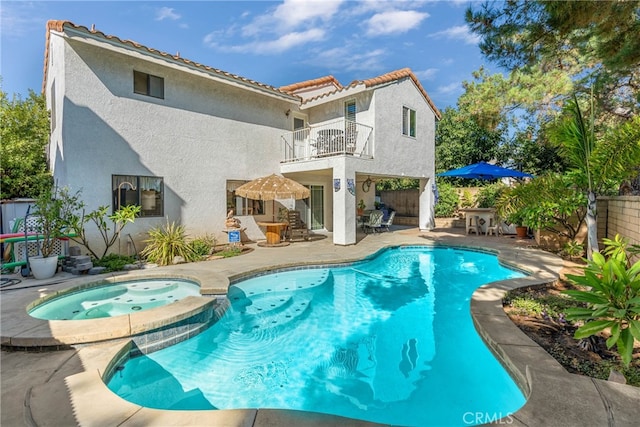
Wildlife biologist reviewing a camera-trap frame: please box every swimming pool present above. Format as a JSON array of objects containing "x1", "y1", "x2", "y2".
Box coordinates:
[
  {"x1": 107, "y1": 246, "x2": 527, "y2": 426},
  {"x1": 28, "y1": 278, "x2": 201, "y2": 320}
]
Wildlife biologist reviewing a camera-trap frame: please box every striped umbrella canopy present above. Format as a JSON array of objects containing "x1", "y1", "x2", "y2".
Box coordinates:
[{"x1": 234, "y1": 174, "x2": 310, "y2": 200}]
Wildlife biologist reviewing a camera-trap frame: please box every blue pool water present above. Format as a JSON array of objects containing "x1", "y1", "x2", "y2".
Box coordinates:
[
  {"x1": 107, "y1": 247, "x2": 526, "y2": 426},
  {"x1": 29, "y1": 278, "x2": 200, "y2": 320}
]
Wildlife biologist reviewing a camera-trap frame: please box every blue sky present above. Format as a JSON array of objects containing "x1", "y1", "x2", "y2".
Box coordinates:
[{"x1": 1, "y1": 0, "x2": 493, "y2": 109}]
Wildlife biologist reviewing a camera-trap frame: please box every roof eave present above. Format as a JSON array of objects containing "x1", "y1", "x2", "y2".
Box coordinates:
[
  {"x1": 43, "y1": 21, "x2": 300, "y2": 103},
  {"x1": 299, "y1": 84, "x2": 367, "y2": 109}
]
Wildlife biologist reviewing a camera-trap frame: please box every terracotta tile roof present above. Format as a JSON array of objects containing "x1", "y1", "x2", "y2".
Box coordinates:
[
  {"x1": 296, "y1": 68, "x2": 441, "y2": 120},
  {"x1": 279, "y1": 75, "x2": 342, "y2": 94},
  {"x1": 42, "y1": 20, "x2": 300, "y2": 101},
  {"x1": 359, "y1": 67, "x2": 441, "y2": 120}
]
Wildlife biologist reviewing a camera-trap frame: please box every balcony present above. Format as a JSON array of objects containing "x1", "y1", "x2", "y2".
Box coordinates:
[{"x1": 281, "y1": 120, "x2": 373, "y2": 163}]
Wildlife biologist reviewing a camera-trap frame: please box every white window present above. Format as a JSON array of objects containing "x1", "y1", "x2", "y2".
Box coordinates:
[{"x1": 402, "y1": 106, "x2": 416, "y2": 137}]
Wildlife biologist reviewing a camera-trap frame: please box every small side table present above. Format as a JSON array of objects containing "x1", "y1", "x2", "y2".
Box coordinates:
[{"x1": 257, "y1": 222, "x2": 290, "y2": 247}]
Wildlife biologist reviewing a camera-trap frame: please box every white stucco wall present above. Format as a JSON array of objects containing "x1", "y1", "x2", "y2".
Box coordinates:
[
  {"x1": 49, "y1": 34, "x2": 297, "y2": 251},
  {"x1": 282, "y1": 78, "x2": 438, "y2": 243}
]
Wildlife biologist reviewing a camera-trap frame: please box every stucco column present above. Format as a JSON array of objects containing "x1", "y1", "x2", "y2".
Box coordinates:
[
  {"x1": 419, "y1": 178, "x2": 435, "y2": 231},
  {"x1": 332, "y1": 165, "x2": 357, "y2": 245}
]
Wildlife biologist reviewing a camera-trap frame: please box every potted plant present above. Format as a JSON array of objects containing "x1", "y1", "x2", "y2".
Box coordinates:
[
  {"x1": 357, "y1": 199, "x2": 366, "y2": 216},
  {"x1": 494, "y1": 187, "x2": 528, "y2": 238},
  {"x1": 509, "y1": 211, "x2": 529, "y2": 238},
  {"x1": 29, "y1": 187, "x2": 70, "y2": 279}
]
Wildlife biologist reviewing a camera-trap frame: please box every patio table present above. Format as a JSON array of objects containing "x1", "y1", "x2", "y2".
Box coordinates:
[
  {"x1": 459, "y1": 208, "x2": 495, "y2": 235},
  {"x1": 257, "y1": 221, "x2": 289, "y2": 246}
]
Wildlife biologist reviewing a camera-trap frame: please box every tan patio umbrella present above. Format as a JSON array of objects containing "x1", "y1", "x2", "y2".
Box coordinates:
[{"x1": 234, "y1": 174, "x2": 310, "y2": 221}]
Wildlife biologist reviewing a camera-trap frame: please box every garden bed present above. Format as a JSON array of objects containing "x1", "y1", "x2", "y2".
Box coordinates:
[{"x1": 503, "y1": 278, "x2": 640, "y2": 387}]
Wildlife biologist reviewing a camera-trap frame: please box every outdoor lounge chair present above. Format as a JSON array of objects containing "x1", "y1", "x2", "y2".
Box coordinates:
[
  {"x1": 380, "y1": 210, "x2": 396, "y2": 232},
  {"x1": 363, "y1": 210, "x2": 384, "y2": 234},
  {"x1": 286, "y1": 210, "x2": 310, "y2": 241}
]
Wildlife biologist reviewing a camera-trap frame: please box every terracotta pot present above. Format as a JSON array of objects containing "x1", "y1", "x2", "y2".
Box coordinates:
[{"x1": 515, "y1": 226, "x2": 528, "y2": 239}]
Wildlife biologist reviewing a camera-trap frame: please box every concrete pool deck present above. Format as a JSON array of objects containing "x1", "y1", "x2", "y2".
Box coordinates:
[{"x1": 2, "y1": 227, "x2": 639, "y2": 426}]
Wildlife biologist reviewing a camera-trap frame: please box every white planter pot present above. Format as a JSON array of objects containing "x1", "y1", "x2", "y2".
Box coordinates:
[{"x1": 29, "y1": 255, "x2": 59, "y2": 280}]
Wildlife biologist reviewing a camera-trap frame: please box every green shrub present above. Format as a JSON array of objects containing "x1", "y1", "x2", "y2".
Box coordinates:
[
  {"x1": 216, "y1": 246, "x2": 242, "y2": 258},
  {"x1": 475, "y1": 183, "x2": 506, "y2": 208},
  {"x1": 504, "y1": 288, "x2": 582, "y2": 319},
  {"x1": 564, "y1": 235, "x2": 640, "y2": 366},
  {"x1": 562, "y1": 240, "x2": 585, "y2": 258},
  {"x1": 509, "y1": 296, "x2": 545, "y2": 316},
  {"x1": 547, "y1": 344, "x2": 640, "y2": 387},
  {"x1": 459, "y1": 189, "x2": 474, "y2": 208},
  {"x1": 93, "y1": 253, "x2": 136, "y2": 272},
  {"x1": 190, "y1": 234, "x2": 217, "y2": 258},
  {"x1": 140, "y1": 221, "x2": 198, "y2": 266},
  {"x1": 434, "y1": 181, "x2": 459, "y2": 217}
]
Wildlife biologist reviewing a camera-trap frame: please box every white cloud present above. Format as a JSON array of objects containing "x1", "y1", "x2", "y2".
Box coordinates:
[
  {"x1": 310, "y1": 46, "x2": 387, "y2": 73},
  {"x1": 156, "y1": 7, "x2": 181, "y2": 21},
  {"x1": 243, "y1": 0, "x2": 343, "y2": 36},
  {"x1": 208, "y1": 28, "x2": 326, "y2": 55},
  {"x1": 366, "y1": 10, "x2": 429, "y2": 36},
  {"x1": 414, "y1": 68, "x2": 438, "y2": 81},
  {"x1": 344, "y1": 49, "x2": 387, "y2": 72},
  {"x1": 429, "y1": 25, "x2": 480, "y2": 45},
  {"x1": 273, "y1": 0, "x2": 343, "y2": 28},
  {"x1": 0, "y1": 2, "x2": 42, "y2": 38},
  {"x1": 206, "y1": 0, "x2": 342, "y2": 55},
  {"x1": 437, "y1": 82, "x2": 461, "y2": 94}
]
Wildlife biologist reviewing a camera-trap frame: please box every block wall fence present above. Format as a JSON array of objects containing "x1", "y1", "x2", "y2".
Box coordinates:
[
  {"x1": 597, "y1": 196, "x2": 640, "y2": 247},
  {"x1": 378, "y1": 190, "x2": 639, "y2": 249}
]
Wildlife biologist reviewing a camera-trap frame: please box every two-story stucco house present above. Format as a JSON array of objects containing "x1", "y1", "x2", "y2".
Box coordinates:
[{"x1": 43, "y1": 20, "x2": 441, "y2": 249}]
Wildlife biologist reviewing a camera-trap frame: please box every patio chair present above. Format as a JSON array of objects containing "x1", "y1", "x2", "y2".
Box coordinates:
[
  {"x1": 286, "y1": 210, "x2": 310, "y2": 241},
  {"x1": 467, "y1": 215, "x2": 482, "y2": 235},
  {"x1": 363, "y1": 210, "x2": 384, "y2": 234},
  {"x1": 380, "y1": 210, "x2": 396, "y2": 232},
  {"x1": 485, "y1": 216, "x2": 503, "y2": 236}
]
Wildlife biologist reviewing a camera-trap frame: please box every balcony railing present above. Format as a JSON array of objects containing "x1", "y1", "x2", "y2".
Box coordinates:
[{"x1": 281, "y1": 120, "x2": 373, "y2": 163}]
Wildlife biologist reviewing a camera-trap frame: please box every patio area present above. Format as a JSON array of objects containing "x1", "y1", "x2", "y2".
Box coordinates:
[{"x1": 2, "y1": 226, "x2": 639, "y2": 426}]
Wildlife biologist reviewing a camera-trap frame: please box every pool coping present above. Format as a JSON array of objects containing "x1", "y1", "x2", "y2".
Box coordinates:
[{"x1": 4, "y1": 230, "x2": 640, "y2": 426}]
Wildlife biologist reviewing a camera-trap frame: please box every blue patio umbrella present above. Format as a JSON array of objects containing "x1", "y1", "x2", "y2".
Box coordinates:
[{"x1": 437, "y1": 162, "x2": 533, "y2": 180}]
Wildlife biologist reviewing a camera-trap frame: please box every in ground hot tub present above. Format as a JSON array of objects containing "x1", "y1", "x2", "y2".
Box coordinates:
[{"x1": 28, "y1": 278, "x2": 201, "y2": 320}]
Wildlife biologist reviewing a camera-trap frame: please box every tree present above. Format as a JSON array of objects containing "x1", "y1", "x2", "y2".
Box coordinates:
[
  {"x1": 58, "y1": 187, "x2": 141, "y2": 260},
  {"x1": 435, "y1": 106, "x2": 505, "y2": 174},
  {"x1": 0, "y1": 89, "x2": 52, "y2": 199},
  {"x1": 515, "y1": 173, "x2": 587, "y2": 241},
  {"x1": 551, "y1": 96, "x2": 640, "y2": 258},
  {"x1": 375, "y1": 178, "x2": 419, "y2": 191},
  {"x1": 499, "y1": 125, "x2": 569, "y2": 176},
  {"x1": 458, "y1": 66, "x2": 574, "y2": 131},
  {"x1": 465, "y1": 1, "x2": 640, "y2": 120}
]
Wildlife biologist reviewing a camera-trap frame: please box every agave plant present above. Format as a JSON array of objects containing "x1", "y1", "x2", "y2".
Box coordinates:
[{"x1": 141, "y1": 220, "x2": 198, "y2": 266}]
